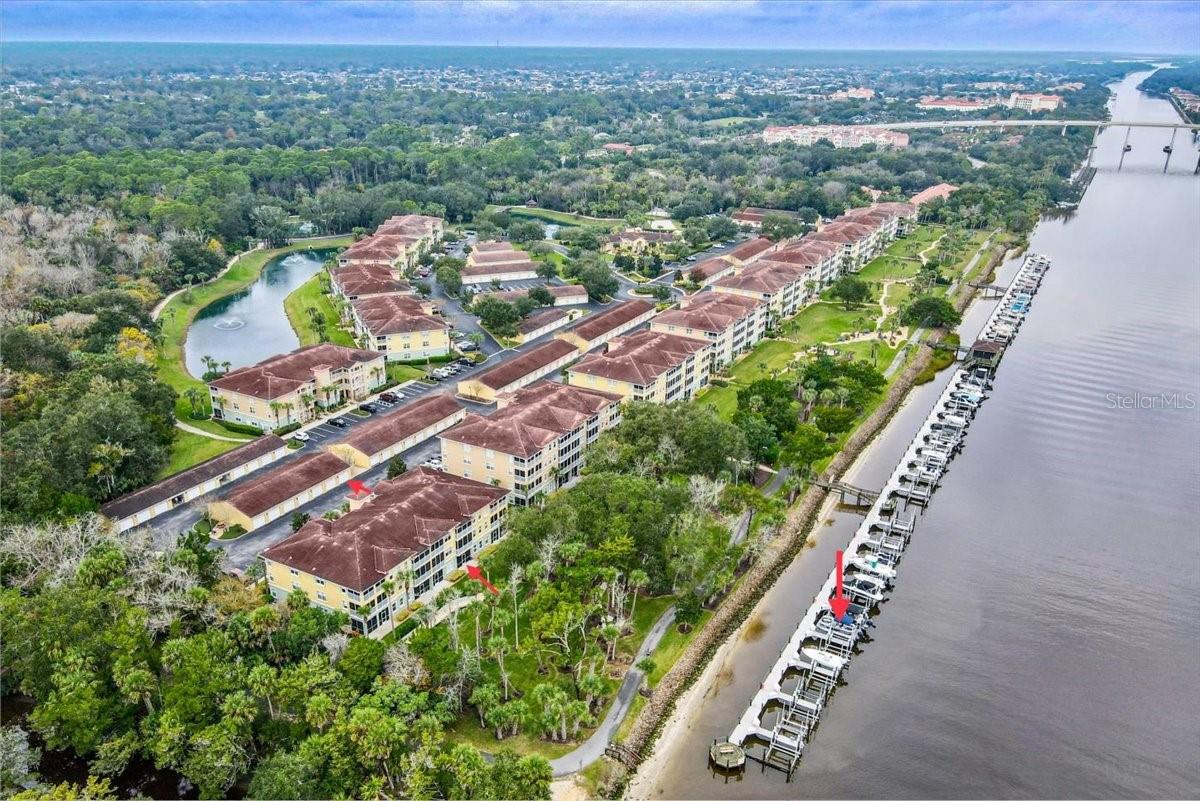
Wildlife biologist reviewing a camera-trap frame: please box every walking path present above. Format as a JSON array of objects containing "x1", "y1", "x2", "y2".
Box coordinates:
[
  {"x1": 174, "y1": 420, "x2": 253, "y2": 442},
  {"x1": 151, "y1": 243, "x2": 264, "y2": 321},
  {"x1": 548, "y1": 606, "x2": 677, "y2": 777}
]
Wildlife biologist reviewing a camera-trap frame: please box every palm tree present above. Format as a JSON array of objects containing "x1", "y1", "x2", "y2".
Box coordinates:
[
  {"x1": 319, "y1": 384, "x2": 338, "y2": 407},
  {"x1": 184, "y1": 387, "x2": 205, "y2": 419},
  {"x1": 269, "y1": 401, "x2": 283, "y2": 426},
  {"x1": 370, "y1": 366, "x2": 383, "y2": 388},
  {"x1": 627, "y1": 569, "x2": 649, "y2": 627},
  {"x1": 221, "y1": 360, "x2": 231, "y2": 375}
]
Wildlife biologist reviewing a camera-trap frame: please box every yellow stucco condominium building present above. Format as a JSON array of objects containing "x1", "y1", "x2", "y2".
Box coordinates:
[
  {"x1": 439, "y1": 380, "x2": 622, "y2": 506},
  {"x1": 209, "y1": 343, "x2": 387, "y2": 430},
  {"x1": 348, "y1": 294, "x2": 451, "y2": 361},
  {"x1": 261, "y1": 467, "x2": 509, "y2": 637},
  {"x1": 650, "y1": 291, "x2": 768, "y2": 369},
  {"x1": 568, "y1": 329, "x2": 714, "y2": 403},
  {"x1": 337, "y1": 214, "x2": 444, "y2": 271}
]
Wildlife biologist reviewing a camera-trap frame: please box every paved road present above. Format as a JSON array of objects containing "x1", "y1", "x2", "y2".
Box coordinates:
[{"x1": 548, "y1": 606, "x2": 677, "y2": 777}]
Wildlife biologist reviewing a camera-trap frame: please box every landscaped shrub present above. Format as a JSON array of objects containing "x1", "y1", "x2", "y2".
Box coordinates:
[
  {"x1": 391, "y1": 353, "x2": 456, "y2": 366},
  {"x1": 222, "y1": 523, "x2": 247, "y2": 540},
  {"x1": 218, "y1": 420, "x2": 264, "y2": 436},
  {"x1": 273, "y1": 422, "x2": 301, "y2": 436}
]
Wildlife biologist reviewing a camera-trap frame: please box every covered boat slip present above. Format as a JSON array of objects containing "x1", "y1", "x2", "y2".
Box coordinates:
[{"x1": 722, "y1": 254, "x2": 1050, "y2": 778}]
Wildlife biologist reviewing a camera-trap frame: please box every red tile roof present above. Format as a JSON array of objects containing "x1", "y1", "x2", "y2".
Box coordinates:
[
  {"x1": 351, "y1": 294, "x2": 445, "y2": 336},
  {"x1": 332, "y1": 263, "x2": 411, "y2": 297},
  {"x1": 516, "y1": 307, "x2": 570, "y2": 336},
  {"x1": 469, "y1": 249, "x2": 533, "y2": 265},
  {"x1": 461, "y1": 260, "x2": 539, "y2": 278},
  {"x1": 475, "y1": 284, "x2": 587, "y2": 305},
  {"x1": 441, "y1": 381, "x2": 620, "y2": 458},
  {"x1": 337, "y1": 393, "x2": 463, "y2": 457},
  {"x1": 653, "y1": 292, "x2": 763, "y2": 334},
  {"x1": 469, "y1": 339, "x2": 578, "y2": 391},
  {"x1": 911, "y1": 183, "x2": 958, "y2": 205},
  {"x1": 261, "y1": 468, "x2": 507, "y2": 590},
  {"x1": 223, "y1": 451, "x2": 349, "y2": 519},
  {"x1": 101, "y1": 435, "x2": 288, "y2": 520},
  {"x1": 472, "y1": 241, "x2": 517, "y2": 253},
  {"x1": 570, "y1": 330, "x2": 711, "y2": 386},
  {"x1": 724, "y1": 237, "x2": 776, "y2": 263},
  {"x1": 210, "y1": 344, "x2": 381, "y2": 400},
  {"x1": 560, "y1": 299, "x2": 654, "y2": 343},
  {"x1": 688, "y1": 256, "x2": 737, "y2": 282},
  {"x1": 342, "y1": 234, "x2": 412, "y2": 261},
  {"x1": 713, "y1": 260, "x2": 812, "y2": 294}
]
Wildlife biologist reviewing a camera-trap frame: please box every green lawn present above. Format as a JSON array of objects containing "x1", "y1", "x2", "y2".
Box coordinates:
[
  {"x1": 858, "y1": 254, "x2": 923, "y2": 283},
  {"x1": 283, "y1": 273, "x2": 356, "y2": 347},
  {"x1": 726, "y1": 339, "x2": 808, "y2": 384},
  {"x1": 487, "y1": 205, "x2": 623, "y2": 231},
  {"x1": 826, "y1": 338, "x2": 901, "y2": 369},
  {"x1": 386, "y1": 363, "x2": 428, "y2": 384},
  {"x1": 156, "y1": 431, "x2": 241, "y2": 479},
  {"x1": 701, "y1": 116, "x2": 756, "y2": 128},
  {"x1": 782, "y1": 302, "x2": 873, "y2": 348},
  {"x1": 697, "y1": 383, "x2": 739, "y2": 417}
]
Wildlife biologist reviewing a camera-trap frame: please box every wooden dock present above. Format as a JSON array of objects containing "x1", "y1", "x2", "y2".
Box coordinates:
[{"x1": 725, "y1": 253, "x2": 1052, "y2": 778}]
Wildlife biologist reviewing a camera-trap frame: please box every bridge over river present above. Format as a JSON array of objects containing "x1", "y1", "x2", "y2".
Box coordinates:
[{"x1": 863, "y1": 118, "x2": 1200, "y2": 131}]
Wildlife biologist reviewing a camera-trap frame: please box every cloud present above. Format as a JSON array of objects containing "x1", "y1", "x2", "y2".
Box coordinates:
[{"x1": 3, "y1": 0, "x2": 1197, "y2": 53}]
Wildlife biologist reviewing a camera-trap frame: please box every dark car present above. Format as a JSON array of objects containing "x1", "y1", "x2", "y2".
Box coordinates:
[
  {"x1": 380, "y1": 392, "x2": 400, "y2": 403},
  {"x1": 328, "y1": 417, "x2": 348, "y2": 428},
  {"x1": 357, "y1": 404, "x2": 376, "y2": 414}
]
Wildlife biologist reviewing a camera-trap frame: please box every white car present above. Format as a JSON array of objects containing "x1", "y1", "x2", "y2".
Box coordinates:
[{"x1": 292, "y1": 431, "x2": 310, "y2": 442}]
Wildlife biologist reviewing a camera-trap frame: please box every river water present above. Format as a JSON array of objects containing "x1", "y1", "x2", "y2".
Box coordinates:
[
  {"x1": 645, "y1": 71, "x2": 1200, "y2": 799},
  {"x1": 183, "y1": 251, "x2": 326, "y2": 377}
]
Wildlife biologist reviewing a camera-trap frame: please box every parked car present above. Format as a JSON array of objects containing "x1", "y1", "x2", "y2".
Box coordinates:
[
  {"x1": 457, "y1": 358, "x2": 474, "y2": 366},
  {"x1": 450, "y1": 330, "x2": 467, "y2": 340},
  {"x1": 328, "y1": 418, "x2": 347, "y2": 428},
  {"x1": 357, "y1": 404, "x2": 376, "y2": 414},
  {"x1": 380, "y1": 392, "x2": 400, "y2": 402},
  {"x1": 292, "y1": 431, "x2": 310, "y2": 442},
  {"x1": 458, "y1": 341, "x2": 478, "y2": 352},
  {"x1": 686, "y1": 255, "x2": 698, "y2": 262}
]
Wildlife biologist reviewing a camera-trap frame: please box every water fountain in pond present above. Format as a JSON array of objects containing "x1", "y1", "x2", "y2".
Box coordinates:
[{"x1": 213, "y1": 318, "x2": 246, "y2": 331}]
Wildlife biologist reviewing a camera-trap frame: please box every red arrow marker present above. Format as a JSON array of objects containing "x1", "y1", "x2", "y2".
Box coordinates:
[
  {"x1": 347, "y1": 479, "x2": 371, "y2": 495},
  {"x1": 829, "y1": 549, "x2": 851, "y2": 622},
  {"x1": 465, "y1": 564, "x2": 500, "y2": 595}
]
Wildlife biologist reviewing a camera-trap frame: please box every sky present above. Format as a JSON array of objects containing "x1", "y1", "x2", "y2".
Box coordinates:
[{"x1": 3, "y1": 0, "x2": 1198, "y2": 54}]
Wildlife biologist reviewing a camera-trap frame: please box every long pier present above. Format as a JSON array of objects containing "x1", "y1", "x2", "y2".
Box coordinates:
[{"x1": 719, "y1": 253, "x2": 1053, "y2": 779}]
